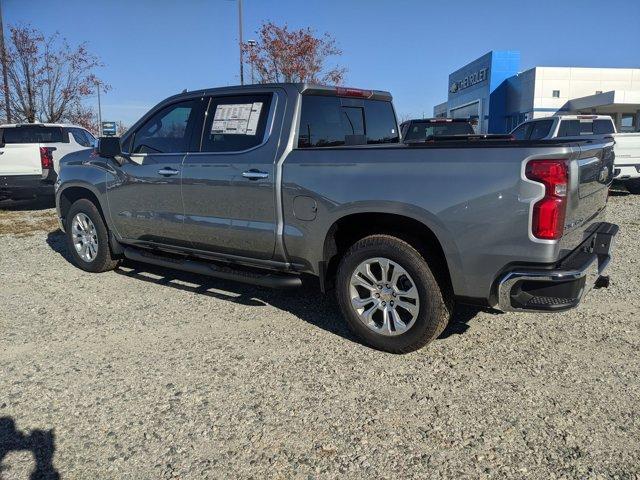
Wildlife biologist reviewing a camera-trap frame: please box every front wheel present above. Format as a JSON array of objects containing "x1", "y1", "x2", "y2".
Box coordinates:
[
  {"x1": 336, "y1": 235, "x2": 452, "y2": 353},
  {"x1": 65, "y1": 198, "x2": 120, "y2": 273}
]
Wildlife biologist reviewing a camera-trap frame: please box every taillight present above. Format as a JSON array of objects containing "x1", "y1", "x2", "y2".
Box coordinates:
[
  {"x1": 40, "y1": 147, "x2": 54, "y2": 170},
  {"x1": 335, "y1": 87, "x2": 373, "y2": 98},
  {"x1": 525, "y1": 159, "x2": 569, "y2": 240}
]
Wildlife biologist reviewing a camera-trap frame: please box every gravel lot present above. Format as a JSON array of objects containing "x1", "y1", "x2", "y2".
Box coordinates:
[{"x1": 1, "y1": 193, "x2": 639, "y2": 479}]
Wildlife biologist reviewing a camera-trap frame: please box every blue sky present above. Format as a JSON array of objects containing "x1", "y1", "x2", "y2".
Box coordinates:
[{"x1": 5, "y1": 0, "x2": 640, "y2": 125}]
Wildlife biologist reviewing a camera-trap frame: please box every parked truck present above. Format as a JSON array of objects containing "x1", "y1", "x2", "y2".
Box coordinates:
[
  {"x1": 0, "y1": 123, "x2": 96, "y2": 201},
  {"x1": 511, "y1": 115, "x2": 640, "y2": 193},
  {"x1": 55, "y1": 84, "x2": 618, "y2": 352}
]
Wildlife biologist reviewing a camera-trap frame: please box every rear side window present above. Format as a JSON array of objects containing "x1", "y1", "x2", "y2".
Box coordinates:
[
  {"x1": 200, "y1": 94, "x2": 272, "y2": 153},
  {"x1": 528, "y1": 119, "x2": 554, "y2": 140},
  {"x1": 69, "y1": 128, "x2": 95, "y2": 147},
  {"x1": 593, "y1": 119, "x2": 615, "y2": 134},
  {"x1": 2, "y1": 126, "x2": 63, "y2": 144},
  {"x1": 298, "y1": 95, "x2": 398, "y2": 148}
]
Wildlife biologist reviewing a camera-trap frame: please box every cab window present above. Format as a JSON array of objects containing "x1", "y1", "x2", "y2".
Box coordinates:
[
  {"x1": 528, "y1": 119, "x2": 554, "y2": 140},
  {"x1": 297, "y1": 95, "x2": 399, "y2": 148},
  {"x1": 200, "y1": 94, "x2": 272, "y2": 153},
  {"x1": 131, "y1": 99, "x2": 200, "y2": 154},
  {"x1": 511, "y1": 123, "x2": 532, "y2": 140}
]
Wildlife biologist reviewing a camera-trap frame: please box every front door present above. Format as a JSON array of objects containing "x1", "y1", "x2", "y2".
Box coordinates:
[
  {"x1": 107, "y1": 98, "x2": 204, "y2": 246},
  {"x1": 181, "y1": 91, "x2": 281, "y2": 259}
]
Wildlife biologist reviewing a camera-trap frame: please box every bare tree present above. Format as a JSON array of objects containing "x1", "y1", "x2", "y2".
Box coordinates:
[
  {"x1": 1, "y1": 25, "x2": 107, "y2": 126},
  {"x1": 243, "y1": 22, "x2": 346, "y2": 85}
]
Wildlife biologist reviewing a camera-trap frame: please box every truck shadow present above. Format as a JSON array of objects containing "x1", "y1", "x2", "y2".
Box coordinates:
[
  {"x1": 45, "y1": 231, "x2": 485, "y2": 347},
  {"x1": 0, "y1": 416, "x2": 60, "y2": 479}
]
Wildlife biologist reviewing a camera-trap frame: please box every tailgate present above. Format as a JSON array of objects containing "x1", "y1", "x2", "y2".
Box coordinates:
[
  {"x1": 613, "y1": 133, "x2": 640, "y2": 164},
  {"x1": 0, "y1": 144, "x2": 42, "y2": 176},
  {"x1": 562, "y1": 139, "x2": 614, "y2": 242}
]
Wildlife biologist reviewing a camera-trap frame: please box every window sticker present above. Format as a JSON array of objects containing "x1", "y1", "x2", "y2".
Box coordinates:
[{"x1": 211, "y1": 102, "x2": 263, "y2": 135}]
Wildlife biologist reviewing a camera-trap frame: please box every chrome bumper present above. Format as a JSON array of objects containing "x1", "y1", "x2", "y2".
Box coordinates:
[{"x1": 496, "y1": 223, "x2": 618, "y2": 312}]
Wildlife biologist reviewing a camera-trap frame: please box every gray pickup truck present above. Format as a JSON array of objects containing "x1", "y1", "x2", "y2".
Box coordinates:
[{"x1": 55, "y1": 83, "x2": 618, "y2": 353}]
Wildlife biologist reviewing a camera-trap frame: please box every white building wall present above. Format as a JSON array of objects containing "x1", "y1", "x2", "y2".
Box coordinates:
[{"x1": 533, "y1": 67, "x2": 640, "y2": 113}]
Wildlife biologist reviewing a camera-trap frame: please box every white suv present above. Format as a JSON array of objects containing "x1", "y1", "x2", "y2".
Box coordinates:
[
  {"x1": 511, "y1": 115, "x2": 640, "y2": 193},
  {"x1": 0, "y1": 123, "x2": 96, "y2": 201}
]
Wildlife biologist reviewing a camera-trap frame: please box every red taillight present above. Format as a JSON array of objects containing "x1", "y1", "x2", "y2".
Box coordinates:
[
  {"x1": 335, "y1": 87, "x2": 373, "y2": 98},
  {"x1": 525, "y1": 159, "x2": 569, "y2": 240},
  {"x1": 39, "y1": 147, "x2": 54, "y2": 170}
]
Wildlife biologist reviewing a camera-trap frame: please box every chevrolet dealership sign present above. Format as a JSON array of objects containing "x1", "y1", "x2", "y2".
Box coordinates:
[{"x1": 450, "y1": 67, "x2": 489, "y2": 94}]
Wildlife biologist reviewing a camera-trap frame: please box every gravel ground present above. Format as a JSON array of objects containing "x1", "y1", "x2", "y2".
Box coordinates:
[{"x1": 0, "y1": 193, "x2": 639, "y2": 479}]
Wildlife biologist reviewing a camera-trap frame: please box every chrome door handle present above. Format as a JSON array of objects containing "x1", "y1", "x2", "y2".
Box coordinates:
[
  {"x1": 242, "y1": 170, "x2": 269, "y2": 180},
  {"x1": 158, "y1": 168, "x2": 179, "y2": 176}
]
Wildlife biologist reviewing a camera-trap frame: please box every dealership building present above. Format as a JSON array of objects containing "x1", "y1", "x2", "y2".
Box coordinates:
[{"x1": 433, "y1": 50, "x2": 640, "y2": 134}]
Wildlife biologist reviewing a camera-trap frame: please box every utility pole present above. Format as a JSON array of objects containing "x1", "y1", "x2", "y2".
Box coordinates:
[
  {"x1": 96, "y1": 81, "x2": 102, "y2": 136},
  {"x1": 0, "y1": 0, "x2": 11, "y2": 123},
  {"x1": 238, "y1": 0, "x2": 244, "y2": 85}
]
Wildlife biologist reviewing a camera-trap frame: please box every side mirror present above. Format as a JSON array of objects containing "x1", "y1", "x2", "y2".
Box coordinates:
[{"x1": 97, "y1": 136, "x2": 122, "y2": 158}]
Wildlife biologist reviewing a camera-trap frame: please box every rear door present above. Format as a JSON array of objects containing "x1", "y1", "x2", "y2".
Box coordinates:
[
  {"x1": 181, "y1": 90, "x2": 282, "y2": 259},
  {"x1": 107, "y1": 97, "x2": 205, "y2": 246},
  {"x1": 0, "y1": 125, "x2": 64, "y2": 175}
]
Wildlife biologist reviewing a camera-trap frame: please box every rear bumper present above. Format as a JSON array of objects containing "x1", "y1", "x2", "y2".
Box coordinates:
[
  {"x1": 496, "y1": 222, "x2": 618, "y2": 312},
  {"x1": 0, "y1": 174, "x2": 56, "y2": 200},
  {"x1": 613, "y1": 164, "x2": 640, "y2": 181}
]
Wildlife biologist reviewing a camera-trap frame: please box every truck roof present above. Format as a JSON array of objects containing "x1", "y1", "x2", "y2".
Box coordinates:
[
  {"x1": 165, "y1": 83, "x2": 393, "y2": 103},
  {"x1": 0, "y1": 122, "x2": 89, "y2": 129}
]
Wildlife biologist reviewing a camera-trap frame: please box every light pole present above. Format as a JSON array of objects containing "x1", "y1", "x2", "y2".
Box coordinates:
[
  {"x1": 238, "y1": 0, "x2": 244, "y2": 85},
  {"x1": 247, "y1": 39, "x2": 256, "y2": 84},
  {"x1": 95, "y1": 80, "x2": 102, "y2": 136}
]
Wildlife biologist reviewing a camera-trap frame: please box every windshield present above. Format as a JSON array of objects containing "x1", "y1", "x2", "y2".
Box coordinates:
[{"x1": 403, "y1": 121, "x2": 474, "y2": 141}]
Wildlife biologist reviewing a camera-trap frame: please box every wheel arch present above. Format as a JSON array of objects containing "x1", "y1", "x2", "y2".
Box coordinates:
[{"x1": 321, "y1": 211, "x2": 461, "y2": 296}]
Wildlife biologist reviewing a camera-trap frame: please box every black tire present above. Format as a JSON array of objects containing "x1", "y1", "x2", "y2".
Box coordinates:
[
  {"x1": 626, "y1": 179, "x2": 640, "y2": 194},
  {"x1": 335, "y1": 234, "x2": 452, "y2": 353},
  {"x1": 65, "y1": 198, "x2": 120, "y2": 273}
]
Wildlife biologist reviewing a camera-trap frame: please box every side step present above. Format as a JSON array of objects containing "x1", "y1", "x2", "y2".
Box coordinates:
[{"x1": 122, "y1": 247, "x2": 302, "y2": 289}]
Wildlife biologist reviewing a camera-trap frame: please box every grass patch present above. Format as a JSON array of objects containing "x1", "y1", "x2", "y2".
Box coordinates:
[{"x1": 0, "y1": 208, "x2": 60, "y2": 236}]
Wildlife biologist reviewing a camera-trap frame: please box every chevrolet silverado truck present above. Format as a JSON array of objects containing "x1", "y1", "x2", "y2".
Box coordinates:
[
  {"x1": 55, "y1": 84, "x2": 618, "y2": 353},
  {"x1": 511, "y1": 115, "x2": 640, "y2": 193}
]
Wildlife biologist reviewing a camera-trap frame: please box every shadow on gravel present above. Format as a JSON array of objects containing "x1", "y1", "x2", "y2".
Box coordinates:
[
  {"x1": 0, "y1": 417, "x2": 60, "y2": 479},
  {"x1": 0, "y1": 197, "x2": 55, "y2": 211},
  {"x1": 45, "y1": 230, "x2": 485, "y2": 346}
]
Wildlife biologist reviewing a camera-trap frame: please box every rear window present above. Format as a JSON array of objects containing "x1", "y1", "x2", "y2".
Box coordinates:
[
  {"x1": 297, "y1": 95, "x2": 399, "y2": 148},
  {"x1": 557, "y1": 120, "x2": 580, "y2": 137},
  {"x1": 593, "y1": 119, "x2": 615, "y2": 134},
  {"x1": 2, "y1": 126, "x2": 63, "y2": 144},
  {"x1": 403, "y1": 121, "x2": 474, "y2": 141},
  {"x1": 557, "y1": 119, "x2": 613, "y2": 137}
]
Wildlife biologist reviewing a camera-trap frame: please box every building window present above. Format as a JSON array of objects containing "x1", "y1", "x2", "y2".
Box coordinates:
[
  {"x1": 552, "y1": 90, "x2": 560, "y2": 98},
  {"x1": 621, "y1": 114, "x2": 636, "y2": 133}
]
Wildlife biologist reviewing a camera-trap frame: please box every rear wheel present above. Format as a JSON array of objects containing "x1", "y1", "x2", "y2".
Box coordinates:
[
  {"x1": 336, "y1": 234, "x2": 452, "y2": 353},
  {"x1": 65, "y1": 198, "x2": 120, "y2": 273}
]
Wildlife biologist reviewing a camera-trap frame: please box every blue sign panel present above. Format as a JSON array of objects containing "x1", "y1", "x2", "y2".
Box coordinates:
[{"x1": 101, "y1": 121, "x2": 117, "y2": 136}]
